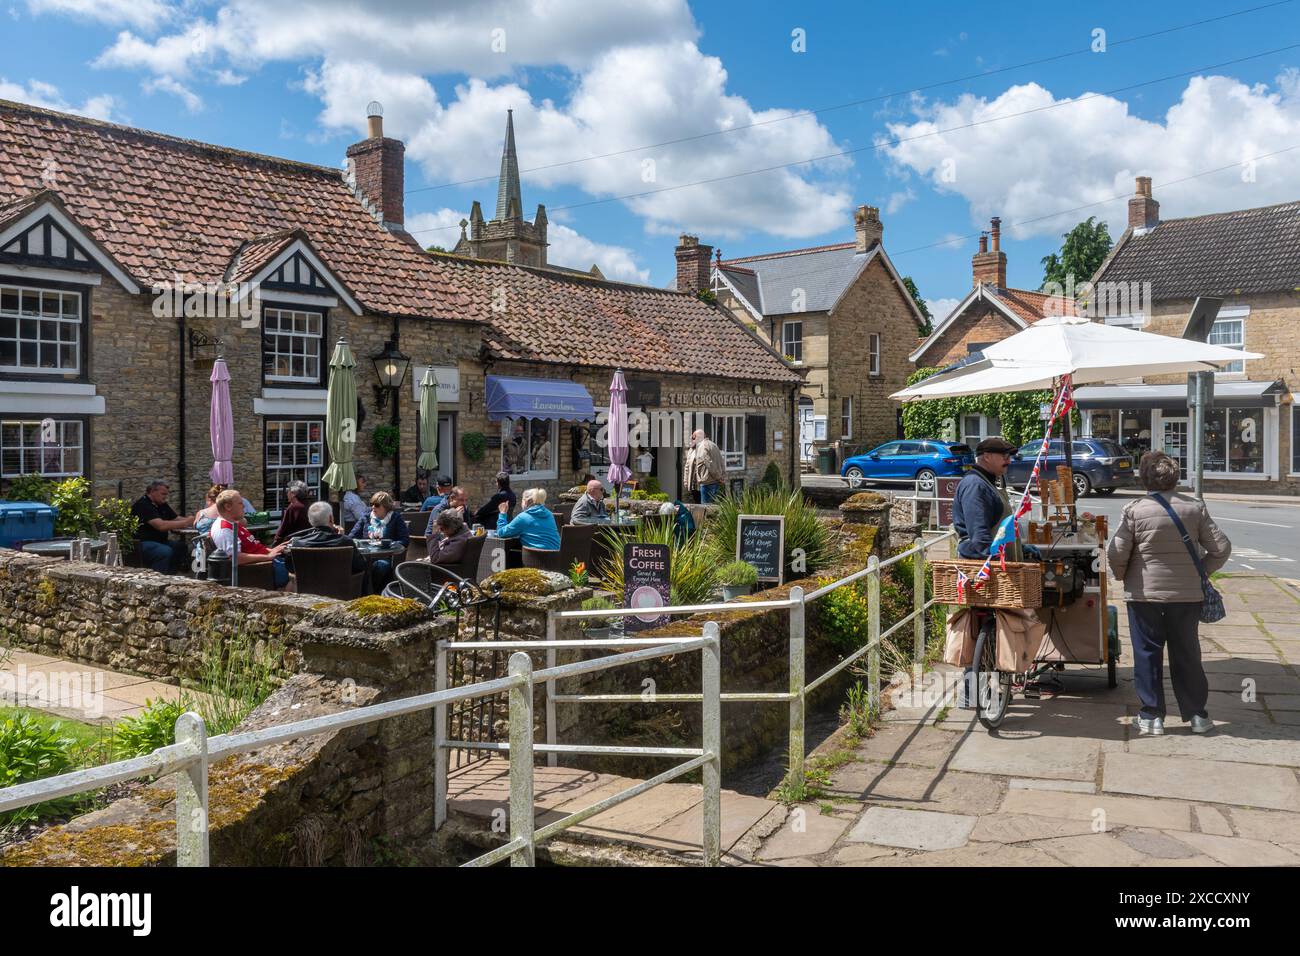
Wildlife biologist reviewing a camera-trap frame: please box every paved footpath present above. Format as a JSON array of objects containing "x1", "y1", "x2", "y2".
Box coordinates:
[
  {"x1": 450, "y1": 573, "x2": 1300, "y2": 866},
  {"x1": 1, "y1": 649, "x2": 191, "y2": 723}
]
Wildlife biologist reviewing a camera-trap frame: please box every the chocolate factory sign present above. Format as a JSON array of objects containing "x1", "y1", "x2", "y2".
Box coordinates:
[{"x1": 660, "y1": 390, "x2": 784, "y2": 408}]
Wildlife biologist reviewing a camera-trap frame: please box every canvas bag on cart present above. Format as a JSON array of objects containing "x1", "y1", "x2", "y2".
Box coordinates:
[{"x1": 943, "y1": 607, "x2": 1047, "y2": 671}]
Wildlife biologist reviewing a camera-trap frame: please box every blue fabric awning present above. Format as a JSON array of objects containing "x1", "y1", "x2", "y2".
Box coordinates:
[{"x1": 485, "y1": 375, "x2": 596, "y2": 422}]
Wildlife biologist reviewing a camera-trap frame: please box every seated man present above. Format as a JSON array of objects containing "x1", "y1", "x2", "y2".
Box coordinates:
[
  {"x1": 495, "y1": 487, "x2": 560, "y2": 550},
  {"x1": 570, "y1": 479, "x2": 610, "y2": 525},
  {"x1": 422, "y1": 476, "x2": 454, "y2": 511},
  {"x1": 286, "y1": 501, "x2": 364, "y2": 574},
  {"x1": 210, "y1": 489, "x2": 290, "y2": 590},
  {"x1": 425, "y1": 486, "x2": 470, "y2": 537},
  {"x1": 131, "y1": 480, "x2": 194, "y2": 573},
  {"x1": 272, "y1": 480, "x2": 312, "y2": 545},
  {"x1": 402, "y1": 471, "x2": 430, "y2": 507}
]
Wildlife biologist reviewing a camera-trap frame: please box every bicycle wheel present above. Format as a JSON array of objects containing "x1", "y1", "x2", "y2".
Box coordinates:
[{"x1": 973, "y1": 622, "x2": 1012, "y2": 730}]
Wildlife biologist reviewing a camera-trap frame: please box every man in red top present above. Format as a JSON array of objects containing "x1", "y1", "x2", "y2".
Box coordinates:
[{"x1": 211, "y1": 490, "x2": 290, "y2": 589}]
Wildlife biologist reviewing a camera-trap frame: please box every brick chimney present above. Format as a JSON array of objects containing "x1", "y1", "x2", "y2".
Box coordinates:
[
  {"x1": 346, "y1": 101, "x2": 405, "y2": 231},
  {"x1": 854, "y1": 204, "x2": 883, "y2": 253},
  {"x1": 675, "y1": 234, "x2": 713, "y2": 295},
  {"x1": 972, "y1": 216, "x2": 1007, "y2": 288},
  {"x1": 1128, "y1": 176, "x2": 1160, "y2": 231}
]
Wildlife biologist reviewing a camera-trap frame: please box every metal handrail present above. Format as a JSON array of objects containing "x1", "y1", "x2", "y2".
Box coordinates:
[{"x1": 0, "y1": 630, "x2": 724, "y2": 868}]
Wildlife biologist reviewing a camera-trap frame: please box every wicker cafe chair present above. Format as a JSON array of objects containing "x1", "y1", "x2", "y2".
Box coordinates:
[
  {"x1": 289, "y1": 545, "x2": 365, "y2": 600},
  {"x1": 558, "y1": 523, "x2": 596, "y2": 574},
  {"x1": 406, "y1": 535, "x2": 429, "y2": 563},
  {"x1": 522, "y1": 546, "x2": 566, "y2": 573}
]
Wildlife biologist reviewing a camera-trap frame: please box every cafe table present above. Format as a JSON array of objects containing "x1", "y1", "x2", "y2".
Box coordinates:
[
  {"x1": 21, "y1": 537, "x2": 108, "y2": 561},
  {"x1": 354, "y1": 539, "x2": 408, "y2": 594}
]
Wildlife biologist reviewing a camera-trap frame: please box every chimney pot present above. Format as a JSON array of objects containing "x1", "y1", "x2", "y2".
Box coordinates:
[
  {"x1": 989, "y1": 216, "x2": 1002, "y2": 251},
  {"x1": 854, "y1": 204, "x2": 883, "y2": 253},
  {"x1": 972, "y1": 221, "x2": 1007, "y2": 288},
  {"x1": 346, "y1": 104, "x2": 405, "y2": 231},
  {"x1": 978, "y1": 233, "x2": 988, "y2": 254},
  {"x1": 366, "y1": 101, "x2": 384, "y2": 139}
]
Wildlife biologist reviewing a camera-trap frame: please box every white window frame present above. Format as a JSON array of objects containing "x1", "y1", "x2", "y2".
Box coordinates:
[
  {"x1": 1208, "y1": 315, "x2": 1245, "y2": 376},
  {"x1": 502, "y1": 417, "x2": 558, "y2": 481},
  {"x1": 841, "y1": 396, "x2": 853, "y2": 440},
  {"x1": 264, "y1": 418, "x2": 324, "y2": 512},
  {"x1": 263, "y1": 306, "x2": 324, "y2": 384},
  {"x1": 708, "y1": 413, "x2": 746, "y2": 472},
  {"x1": 1, "y1": 417, "x2": 83, "y2": 478},
  {"x1": 869, "y1": 333, "x2": 881, "y2": 376},
  {"x1": 961, "y1": 413, "x2": 1001, "y2": 450},
  {"x1": 0, "y1": 283, "x2": 82, "y2": 375},
  {"x1": 782, "y1": 320, "x2": 803, "y2": 364}
]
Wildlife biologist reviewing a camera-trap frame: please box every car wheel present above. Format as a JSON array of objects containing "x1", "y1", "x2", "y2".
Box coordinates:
[
  {"x1": 1094, "y1": 486, "x2": 1117, "y2": 496},
  {"x1": 916, "y1": 468, "x2": 937, "y2": 493},
  {"x1": 844, "y1": 466, "x2": 865, "y2": 489},
  {"x1": 1072, "y1": 472, "x2": 1092, "y2": 499}
]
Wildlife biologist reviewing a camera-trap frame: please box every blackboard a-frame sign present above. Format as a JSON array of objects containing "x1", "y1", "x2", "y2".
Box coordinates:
[{"x1": 736, "y1": 514, "x2": 785, "y2": 585}]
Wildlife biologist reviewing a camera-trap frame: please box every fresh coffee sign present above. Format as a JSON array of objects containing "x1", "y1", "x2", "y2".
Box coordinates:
[
  {"x1": 737, "y1": 514, "x2": 784, "y2": 585},
  {"x1": 624, "y1": 542, "x2": 672, "y2": 632}
]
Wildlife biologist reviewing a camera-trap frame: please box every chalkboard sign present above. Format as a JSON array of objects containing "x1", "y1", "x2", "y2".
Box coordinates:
[
  {"x1": 736, "y1": 514, "x2": 785, "y2": 585},
  {"x1": 623, "y1": 542, "x2": 672, "y2": 633}
]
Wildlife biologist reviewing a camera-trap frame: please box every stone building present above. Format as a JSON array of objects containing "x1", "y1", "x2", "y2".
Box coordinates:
[
  {"x1": 702, "y1": 205, "x2": 927, "y2": 467},
  {"x1": 0, "y1": 98, "x2": 798, "y2": 514},
  {"x1": 1079, "y1": 178, "x2": 1299, "y2": 494},
  {"x1": 908, "y1": 217, "x2": 1076, "y2": 448}
]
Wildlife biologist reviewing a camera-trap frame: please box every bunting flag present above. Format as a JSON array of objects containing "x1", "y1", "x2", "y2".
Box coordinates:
[{"x1": 959, "y1": 374, "x2": 1074, "y2": 601}]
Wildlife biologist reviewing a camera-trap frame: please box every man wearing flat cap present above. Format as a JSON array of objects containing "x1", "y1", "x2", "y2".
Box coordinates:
[{"x1": 952, "y1": 436, "x2": 1020, "y2": 561}]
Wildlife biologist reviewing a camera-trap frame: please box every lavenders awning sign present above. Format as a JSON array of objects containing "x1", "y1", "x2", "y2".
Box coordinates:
[{"x1": 485, "y1": 375, "x2": 597, "y2": 422}]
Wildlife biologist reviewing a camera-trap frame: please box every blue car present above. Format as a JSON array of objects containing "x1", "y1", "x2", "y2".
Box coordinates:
[
  {"x1": 840, "y1": 439, "x2": 974, "y2": 491},
  {"x1": 1005, "y1": 438, "x2": 1136, "y2": 498}
]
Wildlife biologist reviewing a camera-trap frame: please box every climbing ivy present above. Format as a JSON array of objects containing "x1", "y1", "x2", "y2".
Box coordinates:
[{"x1": 900, "y1": 367, "x2": 1079, "y2": 447}]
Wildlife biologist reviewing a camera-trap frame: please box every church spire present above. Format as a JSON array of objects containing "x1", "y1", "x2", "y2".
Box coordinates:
[{"x1": 495, "y1": 109, "x2": 523, "y2": 221}]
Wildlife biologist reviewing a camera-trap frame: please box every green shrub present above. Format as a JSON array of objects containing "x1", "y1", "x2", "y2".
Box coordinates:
[
  {"x1": 631, "y1": 490, "x2": 669, "y2": 502},
  {"x1": 814, "y1": 578, "x2": 872, "y2": 653},
  {"x1": 759, "y1": 460, "x2": 783, "y2": 489},
  {"x1": 112, "y1": 697, "x2": 189, "y2": 758},
  {"x1": 192, "y1": 632, "x2": 283, "y2": 736},
  {"x1": 640, "y1": 476, "x2": 663, "y2": 496},
  {"x1": 95, "y1": 497, "x2": 140, "y2": 554},
  {"x1": 706, "y1": 483, "x2": 841, "y2": 578},
  {"x1": 0, "y1": 711, "x2": 82, "y2": 825},
  {"x1": 4, "y1": 474, "x2": 53, "y2": 503},
  {"x1": 717, "y1": 560, "x2": 758, "y2": 587},
  {"x1": 595, "y1": 517, "x2": 718, "y2": 605},
  {"x1": 50, "y1": 477, "x2": 96, "y2": 538},
  {"x1": 579, "y1": 595, "x2": 617, "y2": 630}
]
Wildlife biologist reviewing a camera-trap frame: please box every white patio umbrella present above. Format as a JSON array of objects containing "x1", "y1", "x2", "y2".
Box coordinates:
[{"x1": 892, "y1": 315, "x2": 1262, "y2": 401}]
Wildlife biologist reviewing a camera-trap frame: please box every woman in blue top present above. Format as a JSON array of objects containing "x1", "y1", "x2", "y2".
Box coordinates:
[{"x1": 495, "y1": 487, "x2": 560, "y2": 551}]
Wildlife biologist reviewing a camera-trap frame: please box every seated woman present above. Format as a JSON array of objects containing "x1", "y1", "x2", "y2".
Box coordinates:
[
  {"x1": 428, "y1": 510, "x2": 472, "y2": 568},
  {"x1": 348, "y1": 491, "x2": 410, "y2": 590},
  {"x1": 273, "y1": 480, "x2": 312, "y2": 545},
  {"x1": 494, "y1": 487, "x2": 560, "y2": 551},
  {"x1": 195, "y1": 484, "x2": 256, "y2": 534}
]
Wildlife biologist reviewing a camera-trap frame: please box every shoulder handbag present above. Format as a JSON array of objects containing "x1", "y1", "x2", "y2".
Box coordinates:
[{"x1": 1151, "y1": 493, "x2": 1226, "y2": 623}]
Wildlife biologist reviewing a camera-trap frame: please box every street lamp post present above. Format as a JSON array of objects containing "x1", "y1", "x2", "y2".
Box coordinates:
[{"x1": 371, "y1": 334, "x2": 411, "y2": 497}]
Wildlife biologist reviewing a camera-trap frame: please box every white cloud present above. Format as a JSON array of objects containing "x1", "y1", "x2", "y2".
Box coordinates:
[
  {"x1": 72, "y1": 0, "x2": 851, "y2": 240},
  {"x1": 404, "y1": 208, "x2": 649, "y2": 283},
  {"x1": 0, "y1": 77, "x2": 120, "y2": 120},
  {"x1": 883, "y1": 188, "x2": 914, "y2": 215},
  {"x1": 879, "y1": 71, "x2": 1300, "y2": 238},
  {"x1": 143, "y1": 75, "x2": 203, "y2": 112},
  {"x1": 26, "y1": 0, "x2": 174, "y2": 31},
  {"x1": 925, "y1": 297, "x2": 961, "y2": 324}
]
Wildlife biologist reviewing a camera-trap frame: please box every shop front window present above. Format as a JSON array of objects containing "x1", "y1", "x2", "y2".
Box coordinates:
[
  {"x1": 503, "y1": 417, "x2": 557, "y2": 479},
  {"x1": 1199, "y1": 407, "x2": 1264, "y2": 474},
  {"x1": 708, "y1": 413, "x2": 746, "y2": 471},
  {"x1": 1090, "y1": 408, "x2": 1151, "y2": 457}
]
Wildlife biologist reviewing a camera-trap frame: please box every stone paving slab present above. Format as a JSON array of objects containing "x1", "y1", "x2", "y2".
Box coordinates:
[
  {"x1": 645, "y1": 791, "x2": 781, "y2": 854},
  {"x1": 969, "y1": 813, "x2": 1097, "y2": 844},
  {"x1": 1168, "y1": 831, "x2": 1300, "y2": 866},
  {"x1": 1102, "y1": 752, "x2": 1300, "y2": 812},
  {"x1": 1033, "y1": 832, "x2": 1153, "y2": 866},
  {"x1": 999, "y1": 788, "x2": 1195, "y2": 831},
  {"x1": 755, "y1": 807, "x2": 849, "y2": 861},
  {"x1": 1126, "y1": 723, "x2": 1300, "y2": 767},
  {"x1": 827, "y1": 764, "x2": 1004, "y2": 814},
  {"x1": 1224, "y1": 807, "x2": 1300, "y2": 844},
  {"x1": 846, "y1": 806, "x2": 976, "y2": 851}
]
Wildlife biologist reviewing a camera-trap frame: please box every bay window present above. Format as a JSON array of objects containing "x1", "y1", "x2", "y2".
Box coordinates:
[
  {"x1": 0, "y1": 284, "x2": 82, "y2": 375},
  {"x1": 503, "y1": 417, "x2": 557, "y2": 479},
  {"x1": 1, "y1": 418, "x2": 83, "y2": 478},
  {"x1": 264, "y1": 418, "x2": 324, "y2": 511}
]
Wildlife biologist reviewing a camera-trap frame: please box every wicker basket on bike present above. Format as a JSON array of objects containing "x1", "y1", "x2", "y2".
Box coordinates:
[{"x1": 932, "y1": 559, "x2": 1042, "y2": 609}]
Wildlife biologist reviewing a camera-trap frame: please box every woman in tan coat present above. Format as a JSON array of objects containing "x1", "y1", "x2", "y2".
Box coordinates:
[{"x1": 1107, "y1": 451, "x2": 1231, "y2": 736}]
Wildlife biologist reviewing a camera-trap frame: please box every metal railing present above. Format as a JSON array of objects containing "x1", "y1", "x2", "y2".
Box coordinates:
[
  {"x1": 0, "y1": 630, "x2": 723, "y2": 868},
  {"x1": 0, "y1": 525, "x2": 954, "y2": 865},
  {"x1": 545, "y1": 528, "x2": 956, "y2": 787}
]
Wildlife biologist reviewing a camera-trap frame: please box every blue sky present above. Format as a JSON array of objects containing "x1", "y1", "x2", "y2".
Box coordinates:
[{"x1": 4, "y1": 0, "x2": 1299, "y2": 318}]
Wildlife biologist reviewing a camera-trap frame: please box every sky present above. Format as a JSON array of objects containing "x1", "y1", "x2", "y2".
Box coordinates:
[{"x1": 3, "y1": 0, "x2": 1300, "y2": 322}]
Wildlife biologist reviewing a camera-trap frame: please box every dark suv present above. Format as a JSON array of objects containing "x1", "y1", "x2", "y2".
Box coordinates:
[{"x1": 1005, "y1": 438, "x2": 1136, "y2": 498}]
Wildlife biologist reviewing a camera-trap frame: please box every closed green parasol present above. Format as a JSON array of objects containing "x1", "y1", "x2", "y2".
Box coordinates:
[
  {"x1": 417, "y1": 366, "x2": 439, "y2": 471},
  {"x1": 321, "y1": 338, "x2": 358, "y2": 493}
]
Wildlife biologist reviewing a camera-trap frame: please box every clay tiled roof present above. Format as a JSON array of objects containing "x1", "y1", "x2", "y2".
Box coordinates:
[
  {"x1": 1095, "y1": 200, "x2": 1300, "y2": 300},
  {"x1": 0, "y1": 99, "x2": 473, "y2": 320},
  {"x1": 988, "y1": 286, "x2": 1077, "y2": 324},
  {"x1": 431, "y1": 254, "x2": 800, "y2": 383},
  {"x1": 0, "y1": 191, "x2": 41, "y2": 232}
]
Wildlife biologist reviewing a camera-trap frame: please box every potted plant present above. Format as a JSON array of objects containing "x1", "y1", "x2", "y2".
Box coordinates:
[
  {"x1": 579, "y1": 595, "x2": 617, "y2": 640},
  {"x1": 718, "y1": 560, "x2": 759, "y2": 600}
]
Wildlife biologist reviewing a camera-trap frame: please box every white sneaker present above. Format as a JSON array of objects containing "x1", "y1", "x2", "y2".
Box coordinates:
[
  {"x1": 1134, "y1": 716, "x2": 1165, "y2": 736},
  {"x1": 1190, "y1": 715, "x2": 1214, "y2": 734}
]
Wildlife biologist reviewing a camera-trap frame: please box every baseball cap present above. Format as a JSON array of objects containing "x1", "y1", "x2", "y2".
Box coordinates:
[{"x1": 975, "y1": 436, "x2": 1017, "y2": 455}]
